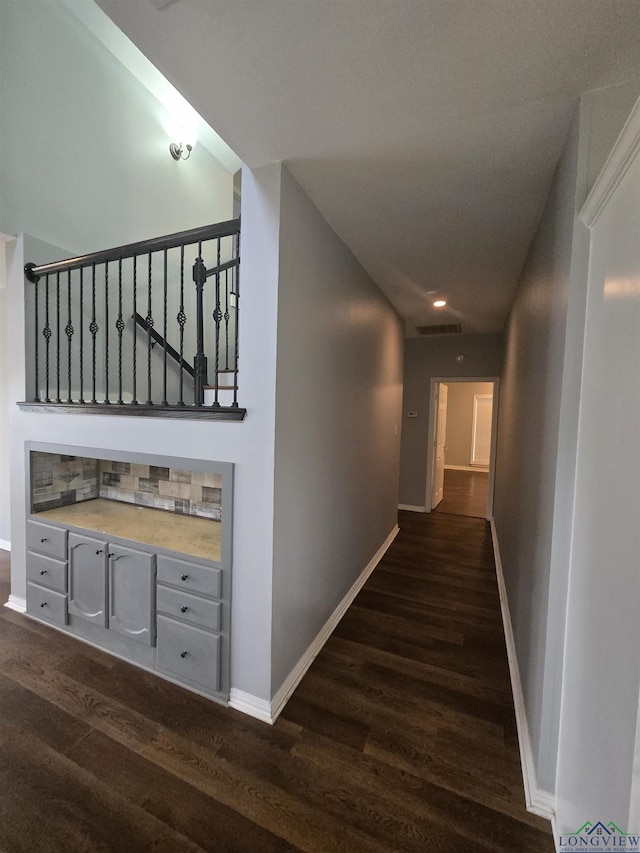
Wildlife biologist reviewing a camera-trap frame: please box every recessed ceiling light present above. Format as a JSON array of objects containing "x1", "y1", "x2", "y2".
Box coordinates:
[
  {"x1": 426, "y1": 290, "x2": 437, "y2": 295},
  {"x1": 433, "y1": 299, "x2": 447, "y2": 308}
]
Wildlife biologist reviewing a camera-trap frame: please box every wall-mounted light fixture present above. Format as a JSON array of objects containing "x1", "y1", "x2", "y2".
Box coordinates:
[{"x1": 169, "y1": 141, "x2": 193, "y2": 161}]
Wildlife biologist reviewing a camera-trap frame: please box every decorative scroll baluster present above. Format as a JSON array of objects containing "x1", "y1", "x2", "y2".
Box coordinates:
[
  {"x1": 177, "y1": 245, "x2": 186, "y2": 406},
  {"x1": 55, "y1": 272, "x2": 61, "y2": 402},
  {"x1": 43, "y1": 275, "x2": 51, "y2": 402},
  {"x1": 212, "y1": 237, "x2": 222, "y2": 408},
  {"x1": 34, "y1": 278, "x2": 39, "y2": 401},
  {"x1": 132, "y1": 256, "x2": 137, "y2": 405},
  {"x1": 104, "y1": 262, "x2": 110, "y2": 404},
  {"x1": 146, "y1": 252, "x2": 153, "y2": 405},
  {"x1": 66, "y1": 270, "x2": 74, "y2": 402},
  {"x1": 90, "y1": 265, "x2": 98, "y2": 403},
  {"x1": 116, "y1": 258, "x2": 124, "y2": 404},
  {"x1": 193, "y1": 242, "x2": 207, "y2": 406},
  {"x1": 79, "y1": 269, "x2": 84, "y2": 403},
  {"x1": 163, "y1": 248, "x2": 168, "y2": 406}
]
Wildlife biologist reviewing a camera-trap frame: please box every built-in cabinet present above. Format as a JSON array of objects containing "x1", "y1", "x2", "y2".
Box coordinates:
[{"x1": 25, "y1": 517, "x2": 229, "y2": 704}]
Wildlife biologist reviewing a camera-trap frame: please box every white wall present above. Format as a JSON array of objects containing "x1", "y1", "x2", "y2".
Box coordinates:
[
  {"x1": 399, "y1": 334, "x2": 503, "y2": 509},
  {"x1": 271, "y1": 165, "x2": 403, "y2": 696},
  {"x1": 0, "y1": 239, "x2": 11, "y2": 548},
  {"x1": 444, "y1": 381, "x2": 493, "y2": 468},
  {"x1": 555, "y1": 98, "x2": 640, "y2": 834},
  {"x1": 493, "y1": 79, "x2": 640, "y2": 808}
]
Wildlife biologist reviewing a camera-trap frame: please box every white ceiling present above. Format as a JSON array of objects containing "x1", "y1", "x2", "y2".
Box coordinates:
[{"x1": 94, "y1": 0, "x2": 640, "y2": 334}]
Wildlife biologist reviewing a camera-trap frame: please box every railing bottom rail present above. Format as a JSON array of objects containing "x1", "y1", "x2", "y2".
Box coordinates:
[{"x1": 17, "y1": 401, "x2": 246, "y2": 421}]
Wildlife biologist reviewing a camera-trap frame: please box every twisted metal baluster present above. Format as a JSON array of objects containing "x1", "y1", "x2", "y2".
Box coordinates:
[
  {"x1": 177, "y1": 245, "x2": 186, "y2": 406},
  {"x1": 43, "y1": 275, "x2": 51, "y2": 402},
  {"x1": 232, "y1": 228, "x2": 240, "y2": 407},
  {"x1": 90, "y1": 265, "x2": 98, "y2": 403},
  {"x1": 55, "y1": 272, "x2": 61, "y2": 402},
  {"x1": 212, "y1": 237, "x2": 222, "y2": 407},
  {"x1": 65, "y1": 270, "x2": 74, "y2": 402},
  {"x1": 162, "y1": 248, "x2": 168, "y2": 405},
  {"x1": 79, "y1": 268, "x2": 84, "y2": 403},
  {"x1": 116, "y1": 258, "x2": 124, "y2": 404},
  {"x1": 224, "y1": 267, "x2": 230, "y2": 372},
  {"x1": 104, "y1": 262, "x2": 110, "y2": 403},
  {"x1": 132, "y1": 256, "x2": 137, "y2": 404}
]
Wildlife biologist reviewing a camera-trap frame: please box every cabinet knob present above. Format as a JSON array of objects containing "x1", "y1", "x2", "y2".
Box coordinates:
[
  {"x1": 40, "y1": 569, "x2": 47, "y2": 575},
  {"x1": 40, "y1": 601, "x2": 47, "y2": 608},
  {"x1": 40, "y1": 537, "x2": 47, "y2": 543},
  {"x1": 96, "y1": 549, "x2": 103, "y2": 555},
  {"x1": 180, "y1": 651, "x2": 188, "y2": 659},
  {"x1": 180, "y1": 605, "x2": 188, "y2": 613},
  {"x1": 181, "y1": 574, "x2": 188, "y2": 581}
]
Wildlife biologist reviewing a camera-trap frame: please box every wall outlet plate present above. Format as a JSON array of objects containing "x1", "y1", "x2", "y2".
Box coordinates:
[{"x1": 408, "y1": 411, "x2": 418, "y2": 418}]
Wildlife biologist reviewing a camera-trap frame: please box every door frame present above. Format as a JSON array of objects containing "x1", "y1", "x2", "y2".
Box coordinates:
[{"x1": 424, "y1": 376, "x2": 500, "y2": 520}]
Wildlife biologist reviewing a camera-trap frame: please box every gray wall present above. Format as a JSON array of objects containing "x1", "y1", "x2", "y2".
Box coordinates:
[
  {"x1": 271, "y1": 166, "x2": 404, "y2": 696},
  {"x1": 444, "y1": 382, "x2": 493, "y2": 468},
  {"x1": 399, "y1": 334, "x2": 503, "y2": 509},
  {"x1": 493, "y1": 79, "x2": 640, "y2": 798}
]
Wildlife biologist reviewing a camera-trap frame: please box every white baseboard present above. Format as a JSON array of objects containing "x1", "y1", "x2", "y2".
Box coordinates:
[
  {"x1": 4, "y1": 594, "x2": 26, "y2": 613},
  {"x1": 0, "y1": 539, "x2": 11, "y2": 551},
  {"x1": 233, "y1": 523, "x2": 398, "y2": 727},
  {"x1": 398, "y1": 504, "x2": 425, "y2": 513},
  {"x1": 228, "y1": 689, "x2": 273, "y2": 724},
  {"x1": 490, "y1": 519, "x2": 556, "y2": 825}
]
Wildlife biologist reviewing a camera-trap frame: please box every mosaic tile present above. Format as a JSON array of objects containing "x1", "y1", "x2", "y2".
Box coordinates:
[
  {"x1": 112, "y1": 461, "x2": 131, "y2": 474},
  {"x1": 170, "y1": 468, "x2": 192, "y2": 484},
  {"x1": 201, "y1": 486, "x2": 222, "y2": 505},
  {"x1": 150, "y1": 466, "x2": 170, "y2": 480},
  {"x1": 138, "y1": 478, "x2": 159, "y2": 494},
  {"x1": 131, "y1": 463, "x2": 150, "y2": 478},
  {"x1": 103, "y1": 472, "x2": 120, "y2": 486}
]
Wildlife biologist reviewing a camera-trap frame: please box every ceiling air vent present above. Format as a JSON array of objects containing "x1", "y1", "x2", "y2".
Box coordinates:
[{"x1": 415, "y1": 323, "x2": 462, "y2": 336}]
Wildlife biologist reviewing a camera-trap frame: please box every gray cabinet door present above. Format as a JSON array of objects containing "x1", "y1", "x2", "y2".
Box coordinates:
[
  {"x1": 108, "y1": 544, "x2": 155, "y2": 646},
  {"x1": 68, "y1": 532, "x2": 108, "y2": 626}
]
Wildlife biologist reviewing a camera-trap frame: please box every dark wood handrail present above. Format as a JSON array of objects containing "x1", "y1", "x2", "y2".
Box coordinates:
[{"x1": 25, "y1": 218, "x2": 240, "y2": 282}]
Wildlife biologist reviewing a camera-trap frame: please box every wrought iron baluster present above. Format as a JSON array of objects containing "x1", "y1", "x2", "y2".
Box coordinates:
[
  {"x1": 162, "y1": 248, "x2": 168, "y2": 405},
  {"x1": 193, "y1": 241, "x2": 207, "y2": 406},
  {"x1": 34, "y1": 278, "x2": 39, "y2": 401},
  {"x1": 224, "y1": 267, "x2": 230, "y2": 372},
  {"x1": 104, "y1": 262, "x2": 110, "y2": 404},
  {"x1": 43, "y1": 275, "x2": 51, "y2": 402},
  {"x1": 147, "y1": 252, "x2": 153, "y2": 405},
  {"x1": 132, "y1": 256, "x2": 137, "y2": 404},
  {"x1": 90, "y1": 264, "x2": 98, "y2": 403},
  {"x1": 55, "y1": 272, "x2": 61, "y2": 402},
  {"x1": 233, "y1": 229, "x2": 240, "y2": 407},
  {"x1": 79, "y1": 268, "x2": 84, "y2": 403},
  {"x1": 116, "y1": 258, "x2": 124, "y2": 404},
  {"x1": 212, "y1": 237, "x2": 222, "y2": 407},
  {"x1": 66, "y1": 270, "x2": 74, "y2": 402},
  {"x1": 178, "y1": 245, "x2": 186, "y2": 406}
]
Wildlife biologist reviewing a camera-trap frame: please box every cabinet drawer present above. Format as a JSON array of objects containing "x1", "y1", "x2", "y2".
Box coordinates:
[
  {"x1": 156, "y1": 615, "x2": 220, "y2": 691},
  {"x1": 26, "y1": 551, "x2": 67, "y2": 593},
  {"x1": 27, "y1": 520, "x2": 67, "y2": 560},
  {"x1": 157, "y1": 555, "x2": 221, "y2": 599},
  {"x1": 26, "y1": 582, "x2": 68, "y2": 626},
  {"x1": 157, "y1": 586, "x2": 221, "y2": 632}
]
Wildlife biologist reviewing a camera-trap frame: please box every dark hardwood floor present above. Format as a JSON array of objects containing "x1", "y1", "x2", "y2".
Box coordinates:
[
  {"x1": 0, "y1": 514, "x2": 554, "y2": 852},
  {"x1": 434, "y1": 468, "x2": 489, "y2": 518}
]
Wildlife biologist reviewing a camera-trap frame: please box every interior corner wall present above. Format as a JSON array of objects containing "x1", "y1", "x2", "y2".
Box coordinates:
[
  {"x1": 0, "y1": 0, "x2": 232, "y2": 254},
  {"x1": 398, "y1": 334, "x2": 503, "y2": 509},
  {"x1": 270, "y1": 165, "x2": 404, "y2": 697},
  {"x1": 0, "y1": 239, "x2": 11, "y2": 547}
]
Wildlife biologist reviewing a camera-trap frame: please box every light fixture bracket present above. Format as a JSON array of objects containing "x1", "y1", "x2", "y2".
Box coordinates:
[{"x1": 170, "y1": 142, "x2": 193, "y2": 161}]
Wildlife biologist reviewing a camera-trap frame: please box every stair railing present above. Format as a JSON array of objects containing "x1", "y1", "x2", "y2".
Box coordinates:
[{"x1": 21, "y1": 219, "x2": 244, "y2": 419}]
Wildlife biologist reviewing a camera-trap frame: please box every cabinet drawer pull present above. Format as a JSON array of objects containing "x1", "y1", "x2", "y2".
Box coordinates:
[
  {"x1": 180, "y1": 605, "x2": 188, "y2": 613},
  {"x1": 180, "y1": 650, "x2": 188, "y2": 658},
  {"x1": 40, "y1": 537, "x2": 47, "y2": 543},
  {"x1": 108, "y1": 553, "x2": 114, "y2": 559},
  {"x1": 181, "y1": 574, "x2": 188, "y2": 581},
  {"x1": 95, "y1": 549, "x2": 103, "y2": 555},
  {"x1": 40, "y1": 569, "x2": 47, "y2": 575},
  {"x1": 40, "y1": 601, "x2": 47, "y2": 608}
]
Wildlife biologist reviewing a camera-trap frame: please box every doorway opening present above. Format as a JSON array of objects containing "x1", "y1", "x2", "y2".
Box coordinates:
[{"x1": 425, "y1": 377, "x2": 499, "y2": 520}]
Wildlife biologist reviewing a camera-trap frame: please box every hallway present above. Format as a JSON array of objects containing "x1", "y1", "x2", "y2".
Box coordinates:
[{"x1": 0, "y1": 511, "x2": 554, "y2": 852}]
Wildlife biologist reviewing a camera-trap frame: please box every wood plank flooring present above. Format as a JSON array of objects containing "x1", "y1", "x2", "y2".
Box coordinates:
[
  {"x1": 434, "y1": 468, "x2": 489, "y2": 518},
  {"x1": 0, "y1": 513, "x2": 554, "y2": 852}
]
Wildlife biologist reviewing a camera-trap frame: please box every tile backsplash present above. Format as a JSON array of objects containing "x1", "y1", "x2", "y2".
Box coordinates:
[{"x1": 31, "y1": 453, "x2": 222, "y2": 521}]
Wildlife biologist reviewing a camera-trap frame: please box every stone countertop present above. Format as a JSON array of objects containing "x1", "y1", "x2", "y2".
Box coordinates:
[{"x1": 36, "y1": 498, "x2": 221, "y2": 562}]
